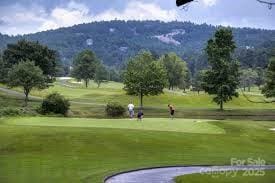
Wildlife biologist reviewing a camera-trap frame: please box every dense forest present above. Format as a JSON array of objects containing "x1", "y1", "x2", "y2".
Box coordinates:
[{"x1": 0, "y1": 20, "x2": 274, "y2": 76}]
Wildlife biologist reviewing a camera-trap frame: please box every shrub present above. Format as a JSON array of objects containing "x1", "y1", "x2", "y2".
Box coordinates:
[
  {"x1": 105, "y1": 102, "x2": 125, "y2": 117},
  {"x1": 0, "y1": 107, "x2": 21, "y2": 116},
  {"x1": 40, "y1": 92, "x2": 70, "y2": 115}
]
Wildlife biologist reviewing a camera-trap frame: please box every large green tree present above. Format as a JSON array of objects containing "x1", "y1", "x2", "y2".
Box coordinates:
[
  {"x1": 262, "y1": 56, "x2": 275, "y2": 98},
  {"x1": 71, "y1": 50, "x2": 99, "y2": 88},
  {"x1": 123, "y1": 51, "x2": 167, "y2": 108},
  {"x1": 159, "y1": 53, "x2": 189, "y2": 90},
  {"x1": 3, "y1": 40, "x2": 57, "y2": 82},
  {"x1": 203, "y1": 28, "x2": 240, "y2": 110},
  {"x1": 7, "y1": 60, "x2": 48, "y2": 105}
]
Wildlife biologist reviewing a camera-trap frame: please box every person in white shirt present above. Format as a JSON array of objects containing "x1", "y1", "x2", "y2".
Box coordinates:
[{"x1": 128, "y1": 102, "x2": 135, "y2": 119}]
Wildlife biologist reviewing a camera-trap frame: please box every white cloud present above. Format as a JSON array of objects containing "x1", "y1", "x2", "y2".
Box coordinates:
[
  {"x1": 39, "y1": 1, "x2": 92, "y2": 31},
  {"x1": 0, "y1": 0, "x2": 274, "y2": 35},
  {"x1": 14, "y1": 1, "x2": 179, "y2": 34},
  {"x1": 0, "y1": 4, "x2": 47, "y2": 35},
  {"x1": 202, "y1": 0, "x2": 218, "y2": 7},
  {"x1": 93, "y1": 1, "x2": 178, "y2": 22}
]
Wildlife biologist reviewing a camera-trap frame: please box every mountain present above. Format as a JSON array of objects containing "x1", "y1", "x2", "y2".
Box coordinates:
[{"x1": 0, "y1": 20, "x2": 274, "y2": 72}]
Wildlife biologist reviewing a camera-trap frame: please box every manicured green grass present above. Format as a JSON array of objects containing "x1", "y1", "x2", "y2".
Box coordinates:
[
  {"x1": 0, "y1": 117, "x2": 275, "y2": 183},
  {"x1": 2, "y1": 81, "x2": 275, "y2": 119},
  {"x1": 0, "y1": 91, "x2": 39, "y2": 114},
  {"x1": 3, "y1": 117, "x2": 225, "y2": 134},
  {"x1": 2, "y1": 79, "x2": 275, "y2": 110},
  {"x1": 175, "y1": 170, "x2": 275, "y2": 183}
]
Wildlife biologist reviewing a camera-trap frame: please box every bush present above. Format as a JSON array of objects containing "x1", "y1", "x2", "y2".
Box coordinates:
[
  {"x1": 0, "y1": 107, "x2": 21, "y2": 116},
  {"x1": 105, "y1": 102, "x2": 125, "y2": 117},
  {"x1": 40, "y1": 92, "x2": 70, "y2": 115}
]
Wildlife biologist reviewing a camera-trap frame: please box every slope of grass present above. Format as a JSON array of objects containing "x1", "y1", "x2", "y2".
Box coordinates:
[
  {"x1": 0, "y1": 117, "x2": 275, "y2": 183},
  {"x1": 2, "y1": 80, "x2": 275, "y2": 119},
  {"x1": 2, "y1": 79, "x2": 275, "y2": 109},
  {"x1": 175, "y1": 170, "x2": 275, "y2": 183}
]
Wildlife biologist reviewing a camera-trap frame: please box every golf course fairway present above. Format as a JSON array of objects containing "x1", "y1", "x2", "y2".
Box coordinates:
[{"x1": 0, "y1": 117, "x2": 275, "y2": 182}]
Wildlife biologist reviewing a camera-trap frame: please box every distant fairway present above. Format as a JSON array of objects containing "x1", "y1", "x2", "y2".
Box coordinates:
[
  {"x1": 2, "y1": 78, "x2": 274, "y2": 110},
  {"x1": 4, "y1": 117, "x2": 224, "y2": 134},
  {"x1": 2, "y1": 78, "x2": 275, "y2": 119}
]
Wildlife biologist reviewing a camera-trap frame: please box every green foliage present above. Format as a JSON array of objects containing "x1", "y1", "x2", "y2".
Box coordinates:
[
  {"x1": 240, "y1": 68, "x2": 258, "y2": 92},
  {"x1": 203, "y1": 28, "x2": 240, "y2": 110},
  {"x1": 40, "y1": 92, "x2": 70, "y2": 115},
  {"x1": 2, "y1": 40, "x2": 57, "y2": 82},
  {"x1": 262, "y1": 56, "x2": 275, "y2": 98},
  {"x1": 0, "y1": 107, "x2": 21, "y2": 116},
  {"x1": 108, "y1": 69, "x2": 121, "y2": 82},
  {"x1": 192, "y1": 70, "x2": 206, "y2": 94},
  {"x1": 105, "y1": 102, "x2": 125, "y2": 117},
  {"x1": 71, "y1": 50, "x2": 99, "y2": 88},
  {"x1": 255, "y1": 67, "x2": 265, "y2": 88},
  {"x1": 7, "y1": 60, "x2": 48, "y2": 105},
  {"x1": 0, "y1": 56, "x2": 7, "y2": 83},
  {"x1": 123, "y1": 51, "x2": 168, "y2": 107},
  {"x1": 159, "y1": 52, "x2": 189, "y2": 90},
  {"x1": 94, "y1": 63, "x2": 108, "y2": 88}
]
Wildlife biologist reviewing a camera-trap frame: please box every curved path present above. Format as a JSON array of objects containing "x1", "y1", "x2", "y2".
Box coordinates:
[{"x1": 105, "y1": 165, "x2": 275, "y2": 183}]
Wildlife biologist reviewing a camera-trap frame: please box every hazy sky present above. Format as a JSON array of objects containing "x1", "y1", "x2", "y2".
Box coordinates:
[{"x1": 0, "y1": 0, "x2": 274, "y2": 35}]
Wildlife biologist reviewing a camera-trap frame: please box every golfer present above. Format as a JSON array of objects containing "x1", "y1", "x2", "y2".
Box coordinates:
[
  {"x1": 168, "y1": 104, "x2": 175, "y2": 119},
  {"x1": 137, "y1": 110, "x2": 144, "y2": 121},
  {"x1": 128, "y1": 102, "x2": 135, "y2": 119}
]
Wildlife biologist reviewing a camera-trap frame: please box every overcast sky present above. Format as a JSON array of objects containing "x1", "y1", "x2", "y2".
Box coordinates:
[{"x1": 0, "y1": 0, "x2": 274, "y2": 35}]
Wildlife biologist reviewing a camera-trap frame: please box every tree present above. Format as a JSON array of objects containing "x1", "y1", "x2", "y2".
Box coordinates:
[
  {"x1": 123, "y1": 51, "x2": 168, "y2": 108},
  {"x1": 192, "y1": 70, "x2": 205, "y2": 94},
  {"x1": 71, "y1": 50, "x2": 99, "y2": 88},
  {"x1": 0, "y1": 56, "x2": 7, "y2": 83},
  {"x1": 240, "y1": 68, "x2": 258, "y2": 92},
  {"x1": 7, "y1": 60, "x2": 47, "y2": 105},
  {"x1": 159, "y1": 52, "x2": 189, "y2": 90},
  {"x1": 108, "y1": 69, "x2": 121, "y2": 82},
  {"x1": 94, "y1": 64, "x2": 108, "y2": 88},
  {"x1": 262, "y1": 56, "x2": 275, "y2": 98},
  {"x1": 203, "y1": 28, "x2": 240, "y2": 110},
  {"x1": 3, "y1": 40, "x2": 57, "y2": 82},
  {"x1": 255, "y1": 67, "x2": 265, "y2": 89},
  {"x1": 41, "y1": 92, "x2": 70, "y2": 116},
  {"x1": 179, "y1": 70, "x2": 191, "y2": 92}
]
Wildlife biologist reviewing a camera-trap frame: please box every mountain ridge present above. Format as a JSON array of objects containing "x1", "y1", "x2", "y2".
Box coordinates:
[{"x1": 0, "y1": 20, "x2": 274, "y2": 72}]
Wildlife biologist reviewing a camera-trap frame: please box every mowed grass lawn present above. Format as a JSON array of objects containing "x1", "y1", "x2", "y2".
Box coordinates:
[
  {"x1": 175, "y1": 170, "x2": 275, "y2": 183},
  {"x1": 2, "y1": 79, "x2": 275, "y2": 110},
  {"x1": 0, "y1": 117, "x2": 275, "y2": 182},
  {"x1": 2, "y1": 79, "x2": 275, "y2": 119}
]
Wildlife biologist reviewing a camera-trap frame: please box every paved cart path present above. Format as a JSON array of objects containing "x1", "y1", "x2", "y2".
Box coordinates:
[{"x1": 105, "y1": 165, "x2": 275, "y2": 183}]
